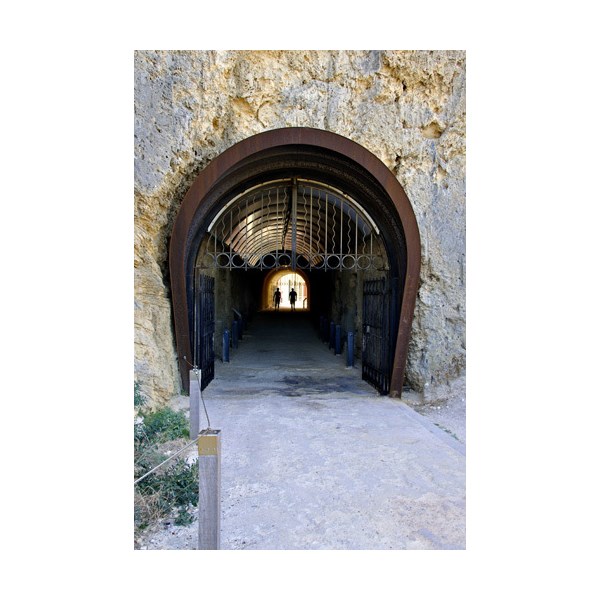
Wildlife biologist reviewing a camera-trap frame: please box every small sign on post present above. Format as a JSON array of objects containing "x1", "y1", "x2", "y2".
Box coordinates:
[{"x1": 198, "y1": 429, "x2": 221, "y2": 550}]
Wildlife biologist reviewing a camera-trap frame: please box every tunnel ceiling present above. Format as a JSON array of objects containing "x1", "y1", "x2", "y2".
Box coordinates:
[{"x1": 196, "y1": 178, "x2": 388, "y2": 272}]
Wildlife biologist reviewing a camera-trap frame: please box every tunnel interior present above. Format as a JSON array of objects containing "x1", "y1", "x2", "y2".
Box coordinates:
[
  {"x1": 170, "y1": 129, "x2": 420, "y2": 397},
  {"x1": 192, "y1": 177, "x2": 391, "y2": 367}
]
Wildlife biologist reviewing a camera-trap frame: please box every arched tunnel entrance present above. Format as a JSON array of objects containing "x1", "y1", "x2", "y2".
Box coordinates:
[{"x1": 170, "y1": 128, "x2": 421, "y2": 397}]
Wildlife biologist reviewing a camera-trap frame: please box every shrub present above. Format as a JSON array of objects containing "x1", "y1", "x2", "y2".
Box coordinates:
[
  {"x1": 135, "y1": 457, "x2": 199, "y2": 529},
  {"x1": 134, "y1": 400, "x2": 197, "y2": 534},
  {"x1": 141, "y1": 406, "x2": 189, "y2": 443},
  {"x1": 134, "y1": 382, "x2": 147, "y2": 408}
]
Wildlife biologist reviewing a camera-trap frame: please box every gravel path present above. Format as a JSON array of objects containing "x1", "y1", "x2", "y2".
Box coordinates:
[
  {"x1": 136, "y1": 312, "x2": 465, "y2": 550},
  {"x1": 407, "y1": 376, "x2": 466, "y2": 444},
  {"x1": 136, "y1": 392, "x2": 466, "y2": 550}
]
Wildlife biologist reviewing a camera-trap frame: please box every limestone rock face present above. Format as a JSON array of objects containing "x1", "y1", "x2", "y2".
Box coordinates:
[{"x1": 134, "y1": 50, "x2": 466, "y2": 405}]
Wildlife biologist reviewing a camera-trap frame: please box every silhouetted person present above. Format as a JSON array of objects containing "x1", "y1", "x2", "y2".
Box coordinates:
[
  {"x1": 273, "y1": 287, "x2": 281, "y2": 310},
  {"x1": 289, "y1": 288, "x2": 297, "y2": 311}
]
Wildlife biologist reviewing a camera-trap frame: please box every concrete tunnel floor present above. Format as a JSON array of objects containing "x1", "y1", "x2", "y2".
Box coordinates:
[{"x1": 148, "y1": 310, "x2": 465, "y2": 550}]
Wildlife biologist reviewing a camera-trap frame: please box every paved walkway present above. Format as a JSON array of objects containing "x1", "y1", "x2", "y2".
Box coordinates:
[{"x1": 167, "y1": 311, "x2": 465, "y2": 550}]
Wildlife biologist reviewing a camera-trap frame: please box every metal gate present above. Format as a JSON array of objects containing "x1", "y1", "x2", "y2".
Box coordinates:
[
  {"x1": 362, "y1": 277, "x2": 391, "y2": 394},
  {"x1": 198, "y1": 178, "x2": 387, "y2": 273},
  {"x1": 193, "y1": 271, "x2": 215, "y2": 390}
]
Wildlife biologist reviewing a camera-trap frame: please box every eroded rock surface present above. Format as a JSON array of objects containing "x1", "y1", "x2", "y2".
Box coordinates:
[{"x1": 134, "y1": 50, "x2": 466, "y2": 405}]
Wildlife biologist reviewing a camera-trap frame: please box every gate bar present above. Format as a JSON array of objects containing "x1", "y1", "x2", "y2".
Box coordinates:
[{"x1": 291, "y1": 178, "x2": 297, "y2": 270}]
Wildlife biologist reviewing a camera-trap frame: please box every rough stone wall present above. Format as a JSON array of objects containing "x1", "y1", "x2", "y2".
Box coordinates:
[{"x1": 134, "y1": 50, "x2": 466, "y2": 405}]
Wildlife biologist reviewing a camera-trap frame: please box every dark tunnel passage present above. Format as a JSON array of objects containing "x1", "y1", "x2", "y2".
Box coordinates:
[{"x1": 190, "y1": 178, "x2": 395, "y2": 394}]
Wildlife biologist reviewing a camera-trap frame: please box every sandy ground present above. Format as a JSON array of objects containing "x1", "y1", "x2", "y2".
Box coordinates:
[
  {"x1": 135, "y1": 312, "x2": 465, "y2": 551},
  {"x1": 407, "y1": 376, "x2": 466, "y2": 444},
  {"x1": 135, "y1": 378, "x2": 465, "y2": 551}
]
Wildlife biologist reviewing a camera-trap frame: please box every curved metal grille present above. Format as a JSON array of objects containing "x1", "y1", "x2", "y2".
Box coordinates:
[{"x1": 197, "y1": 178, "x2": 387, "y2": 271}]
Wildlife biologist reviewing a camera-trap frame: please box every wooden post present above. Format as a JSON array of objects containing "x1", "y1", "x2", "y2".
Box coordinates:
[
  {"x1": 189, "y1": 369, "x2": 201, "y2": 440},
  {"x1": 347, "y1": 332, "x2": 355, "y2": 367},
  {"x1": 223, "y1": 330, "x2": 230, "y2": 362},
  {"x1": 198, "y1": 429, "x2": 221, "y2": 550}
]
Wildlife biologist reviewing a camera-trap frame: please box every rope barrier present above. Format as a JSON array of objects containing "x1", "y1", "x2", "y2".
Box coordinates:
[
  {"x1": 134, "y1": 355, "x2": 214, "y2": 486},
  {"x1": 134, "y1": 436, "x2": 199, "y2": 486}
]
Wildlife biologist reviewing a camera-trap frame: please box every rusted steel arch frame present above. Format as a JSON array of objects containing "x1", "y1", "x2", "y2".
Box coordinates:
[{"x1": 169, "y1": 127, "x2": 421, "y2": 396}]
